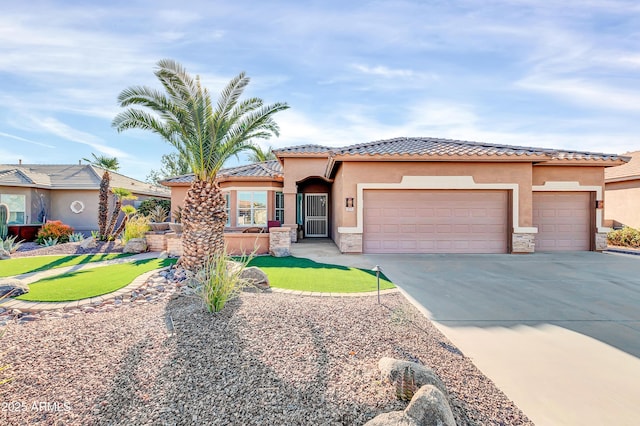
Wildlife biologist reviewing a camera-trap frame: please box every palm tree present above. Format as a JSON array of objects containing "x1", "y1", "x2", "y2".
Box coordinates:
[
  {"x1": 248, "y1": 145, "x2": 275, "y2": 162},
  {"x1": 83, "y1": 154, "x2": 120, "y2": 239},
  {"x1": 112, "y1": 59, "x2": 289, "y2": 272},
  {"x1": 105, "y1": 187, "x2": 137, "y2": 239}
]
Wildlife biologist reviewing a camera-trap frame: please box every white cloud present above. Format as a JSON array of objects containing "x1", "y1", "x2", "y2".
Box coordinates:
[
  {"x1": 352, "y1": 64, "x2": 437, "y2": 80},
  {"x1": 30, "y1": 117, "x2": 128, "y2": 158},
  {"x1": 0, "y1": 132, "x2": 55, "y2": 148}
]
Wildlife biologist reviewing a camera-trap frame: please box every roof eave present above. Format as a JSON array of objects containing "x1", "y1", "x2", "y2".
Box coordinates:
[{"x1": 332, "y1": 153, "x2": 551, "y2": 162}]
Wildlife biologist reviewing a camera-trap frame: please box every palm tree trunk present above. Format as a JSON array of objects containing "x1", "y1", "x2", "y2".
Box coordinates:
[
  {"x1": 98, "y1": 171, "x2": 110, "y2": 239},
  {"x1": 113, "y1": 216, "x2": 129, "y2": 239},
  {"x1": 180, "y1": 179, "x2": 227, "y2": 272},
  {"x1": 105, "y1": 199, "x2": 123, "y2": 238}
]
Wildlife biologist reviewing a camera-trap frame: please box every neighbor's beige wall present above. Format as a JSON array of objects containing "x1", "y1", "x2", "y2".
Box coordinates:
[
  {"x1": 333, "y1": 161, "x2": 534, "y2": 232},
  {"x1": 605, "y1": 179, "x2": 640, "y2": 228},
  {"x1": 49, "y1": 189, "x2": 99, "y2": 232}
]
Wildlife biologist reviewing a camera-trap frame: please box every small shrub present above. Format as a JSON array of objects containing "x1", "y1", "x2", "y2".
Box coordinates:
[
  {"x1": 122, "y1": 215, "x2": 150, "y2": 243},
  {"x1": 1, "y1": 235, "x2": 24, "y2": 253},
  {"x1": 137, "y1": 198, "x2": 171, "y2": 217},
  {"x1": 41, "y1": 237, "x2": 59, "y2": 247},
  {"x1": 36, "y1": 220, "x2": 73, "y2": 244},
  {"x1": 90, "y1": 230, "x2": 100, "y2": 240},
  {"x1": 188, "y1": 249, "x2": 254, "y2": 313},
  {"x1": 68, "y1": 232, "x2": 85, "y2": 242},
  {"x1": 608, "y1": 226, "x2": 640, "y2": 248}
]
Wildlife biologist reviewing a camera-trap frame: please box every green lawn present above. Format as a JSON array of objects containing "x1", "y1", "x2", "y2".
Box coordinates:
[
  {"x1": 247, "y1": 256, "x2": 394, "y2": 293},
  {"x1": 0, "y1": 253, "x2": 133, "y2": 278},
  {"x1": 16, "y1": 258, "x2": 176, "y2": 302}
]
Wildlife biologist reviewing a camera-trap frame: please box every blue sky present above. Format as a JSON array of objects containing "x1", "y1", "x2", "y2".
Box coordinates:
[{"x1": 2, "y1": 0, "x2": 640, "y2": 181}]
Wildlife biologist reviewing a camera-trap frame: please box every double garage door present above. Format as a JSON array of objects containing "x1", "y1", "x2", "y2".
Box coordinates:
[
  {"x1": 363, "y1": 190, "x2": 509, "y2": 254},
  {"x1": 363, "y1": 189, "x2": 592, "y2": 254}
]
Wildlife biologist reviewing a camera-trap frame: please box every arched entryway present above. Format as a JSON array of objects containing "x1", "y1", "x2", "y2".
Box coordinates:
[{"x1": 297, "y1": 177, "x2": 332, "y2": 238}]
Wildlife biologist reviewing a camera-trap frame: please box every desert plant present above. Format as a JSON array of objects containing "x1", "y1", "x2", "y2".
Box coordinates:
[
  {"x1": 137, "y1": 198, "x2": 171, "y2": 217},
  {"x1": 41, "y1": 237, "x2": 59, "y2": 247},
  {"x1": 68, "y1": 232, "x2": 85, "y2": 242},
  {"x1": 83, "y1": 153, "x2": 120, "y2": 239},
  {"x1": 148, "y1": 205, "x2": 168, "y2": 223},
  {"x1": 0, "y1": 203, "x2": 8, "y2": 240},
  {"x1": 172, "y1": 206, "x2": 183, "y2": 223},
  {"x1": 122, "y1": 214, "x2": 150, "y2": 243},
  {"x1": 113, "y1": 59, "x2": 289, "y2": 272},
  {"x1": 608, "y1": 226, "x2": 640, "y2": 248},
  {"x1": 114, "y1": 205, "x2": 138, "y2": 239},
  {"x1": 187, "y1": 249, "x2": 254, "y2": 313},
  {"x1": 395, "y1": 365, "x2": 418, "y2": 401},
  {"x1": 1, "y1": 235, "x2": 24, "y2": 253},
  {"x1": 102, "y1": 187, "x2": 137, "y2": 240},
  {"x1": 36, "y1": 220, "x2": 73, "y2": 244},
  {"x1": 90, "y1": 230, "x2": 100, "y2": 240}
]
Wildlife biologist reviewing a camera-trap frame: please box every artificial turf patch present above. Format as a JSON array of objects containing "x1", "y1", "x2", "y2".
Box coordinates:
[
  {"x1": 0, "y1": 253, "x2": 132, "y2": 278},
  {"x1": 247, "y1": 256, "x2": 394, "y2": 293}
]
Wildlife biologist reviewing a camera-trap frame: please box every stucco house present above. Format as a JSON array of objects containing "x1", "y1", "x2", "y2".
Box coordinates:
[
  {"x1": 0, "y1": 163, "x2": 170, "y2": 235},
  {"x1": 162, "y1": 137, "x2": 628, "y2": 254},
  {"x1": 604, "y1": 151, "x2": 640, "y2": 229}
]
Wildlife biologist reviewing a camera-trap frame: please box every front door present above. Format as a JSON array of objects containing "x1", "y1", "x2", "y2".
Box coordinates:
[{"x1": 304, "y1": 193, "x2": 328, "y2": 237}]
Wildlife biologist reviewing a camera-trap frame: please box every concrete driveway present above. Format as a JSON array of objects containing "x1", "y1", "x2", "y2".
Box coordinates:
[{"x1": 365, "y1": 252, "x2": 640, "y2": 426}]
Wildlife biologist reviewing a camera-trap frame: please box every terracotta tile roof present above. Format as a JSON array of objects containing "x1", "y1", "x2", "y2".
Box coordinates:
[
  {"x1": 273, "y1": 144, "x2": 331, "y2": 154},
  {"x1": 605, "y1": 151, "x2": 640, "y2": 181},
  {"x1": 0, "y1": 164, "x2": 170, "y2": 197},
  {"x1": 161, "y1": 160, "x2": 283, "y2": 185},
  {"x1": 334, "y1": 137, "x2": 626, "y2": 161}
]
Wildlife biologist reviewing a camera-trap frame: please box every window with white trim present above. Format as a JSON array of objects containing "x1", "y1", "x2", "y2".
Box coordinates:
[
  {"x1": 275, "y1": 192, "x2": 284, "y2": 224},
  {"x1": 0, "y1": 194, "x2": 26, "y2": 224},
  {"x1": 237, "y1": 191, "x2": 267, "y2": 226},
  {"x1": 224, "y1": 193, "x2": 230, "y2": 227}
]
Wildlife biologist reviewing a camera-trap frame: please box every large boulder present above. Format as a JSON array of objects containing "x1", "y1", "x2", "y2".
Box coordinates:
[
  {"x1": 240, "y1": 266, "x2": 270, "y2": 290},
  {"x1": 0, "y1": 279, "x2": 29, "y2": 297},
  {"x1": 365, "y1": 385, "x2": 456, "y2": 426},
  {"x1": 123, "y1": 238, "x2": 148, "y2": 254},
  {"x1": 378, "y1": 357, "x2": 448, "y2": 396},
  {"x1": 0, "y1": 248, "x2": 10, "y2": 260},
  {"x1": 79, "y1": 236, "x2": 97, "y2": 250}
]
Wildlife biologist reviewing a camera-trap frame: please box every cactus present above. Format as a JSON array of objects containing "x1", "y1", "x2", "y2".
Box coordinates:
[
  {"x1": 0, "y1": 204, "x2": 8, "y2": 240},
  {"x1": 395, "y1": 365, "x2": 418, "y2": 401}
]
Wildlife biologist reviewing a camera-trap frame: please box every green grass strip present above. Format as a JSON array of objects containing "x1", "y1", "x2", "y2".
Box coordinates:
[
  {"x1": 0, "y1": 253, "x2": 133, "y2": 278},
  {"x1": 247, "y1": 256, "x2": 394, "y2": 293},
  {"x1": 16, "y1": 258, "x2": 176, "y2": 302}
]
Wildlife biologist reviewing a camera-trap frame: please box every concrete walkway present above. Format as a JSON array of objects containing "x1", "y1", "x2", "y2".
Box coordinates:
[{"x1": 0, "y1": 252, "x2": 162, "y2": 313}]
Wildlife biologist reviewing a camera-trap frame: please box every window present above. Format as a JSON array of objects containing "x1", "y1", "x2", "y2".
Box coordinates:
[
  {"x1": 237, "y1": 191, "x2": 267, "y2": 226},
  {"x1": 275, "y1": 192, "x2": 284, "y2": 224},
  {"x1": 0, "y1": 194, "x2": 26, "y2": 224},
  {"x1": 224, "y1": 193, "x2": 230, "y2": 227}
]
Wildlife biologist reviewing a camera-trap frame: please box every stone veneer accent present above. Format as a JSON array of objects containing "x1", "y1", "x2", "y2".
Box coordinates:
[
  {"x1": 512, "y1": 233, "x2": 535, "y2": 253},
  {"x1": 595, "y1": 232, "x2": 608, "y2": 251},
  {"x1": 145, "y1": 232, "x2": 168, "y2": 252},
  {"x1": 166, "y1": 233, "x2": 183, "y2": 257},
  {"x1": 338, "y1": 232, "x2": 363, "y2": 253},
  {"x1": 269, "y1": 227, "x2": 291, "y2": 257},
  {"x1": 283, "y1": 224, "x2": 298, "y2": 242}
]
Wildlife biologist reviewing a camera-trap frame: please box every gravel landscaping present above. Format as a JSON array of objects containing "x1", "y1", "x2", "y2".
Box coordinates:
[
  {"x1": 13, "y1": 241, "x2": 123, "y2": 258},
  {"x1": 0, "y1": 288, "x2": 532, "y2": 425}
]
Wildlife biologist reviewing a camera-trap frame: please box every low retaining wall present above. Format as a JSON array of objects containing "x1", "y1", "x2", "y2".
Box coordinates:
[{"x1": 152, "y1": 230, "x2": 284, "y2": 257}]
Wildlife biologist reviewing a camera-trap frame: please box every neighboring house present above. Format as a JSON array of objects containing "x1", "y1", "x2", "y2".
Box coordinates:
[
  {"x1": 604, "y1": 151, "x2": 640, "y2": 229},
  {"x1": 0, "y1": 163, "x2": 170, "y2": 234},
  {"x1": 162, "y1": 137, "x2": 628, "y2": 254}
]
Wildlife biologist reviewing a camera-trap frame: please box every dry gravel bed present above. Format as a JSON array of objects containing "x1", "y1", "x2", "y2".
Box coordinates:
[
  {"x1": 12, "y1": 241, "x2": 123, "y2": 258},
  {"x1": 0, "y1": 291, "x2": 532, "y2": 425}
]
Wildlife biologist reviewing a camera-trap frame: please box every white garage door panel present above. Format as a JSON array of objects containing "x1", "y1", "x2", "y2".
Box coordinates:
[
  {"x1": 363, "y1": 190, "x2": 508, "y2": 254},
  {"x1": 532, "y1": 192, "x2": 591, "y2": 252}
]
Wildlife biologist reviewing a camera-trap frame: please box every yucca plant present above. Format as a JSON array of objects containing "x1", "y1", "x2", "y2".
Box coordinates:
[
  {"x1": 112, "y1": 59, "x2": 289, "y2": 272},
  {"x1": 148, "y1": 205, "x2": 168, "y2": 223}
]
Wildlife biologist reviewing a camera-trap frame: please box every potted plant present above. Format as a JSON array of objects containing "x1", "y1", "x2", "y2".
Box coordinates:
[
  {"x1": 147, "y1": 205, "x2": 170, "y2": 231},
  {"x1": 169, "y1": 206, "x2": 183, "y2": 234}
]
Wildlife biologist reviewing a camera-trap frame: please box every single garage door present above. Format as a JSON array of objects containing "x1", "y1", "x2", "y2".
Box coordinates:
[
  {"x1": 363, "y1": 190, "x2": 508, "y2": 254},
  {"x1": 532, "y1": 192, "x2": 591, "y2": 251}
]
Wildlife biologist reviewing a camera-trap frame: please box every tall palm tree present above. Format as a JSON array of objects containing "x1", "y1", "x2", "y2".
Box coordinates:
[
  {"x1": 83, "y1": 154, "x2": 120, "y2": 239},
  {"x1": 105, "y1": 187, "x2": 137, "y2": 239},
  {"x1": 248, "y1": 145, "x2": 275, "y2": 162},
  {"x1": 112, "y1": 59, "x2": 289, "y2": 272}
]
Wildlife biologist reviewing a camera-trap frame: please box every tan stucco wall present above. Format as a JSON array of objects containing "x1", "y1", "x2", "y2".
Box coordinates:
[
  {"x1": 532, "y1": 166, "x2": 604, "y2": 187},
  {"x1": 334, "y1": 161, "x2": 533, "y2": 230},
  {"x1": 0, "y1": 186, "x2": 52, "y2": 224},
  {"x1": 49, "y1": 189, "x2": 99, "y2": 232},
  {"x1": 281, "y1": 157, "x2": 329, "y2": 228},
  {"x1": 605, "y1": 179, "x2": 640, "y2": 228}
]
